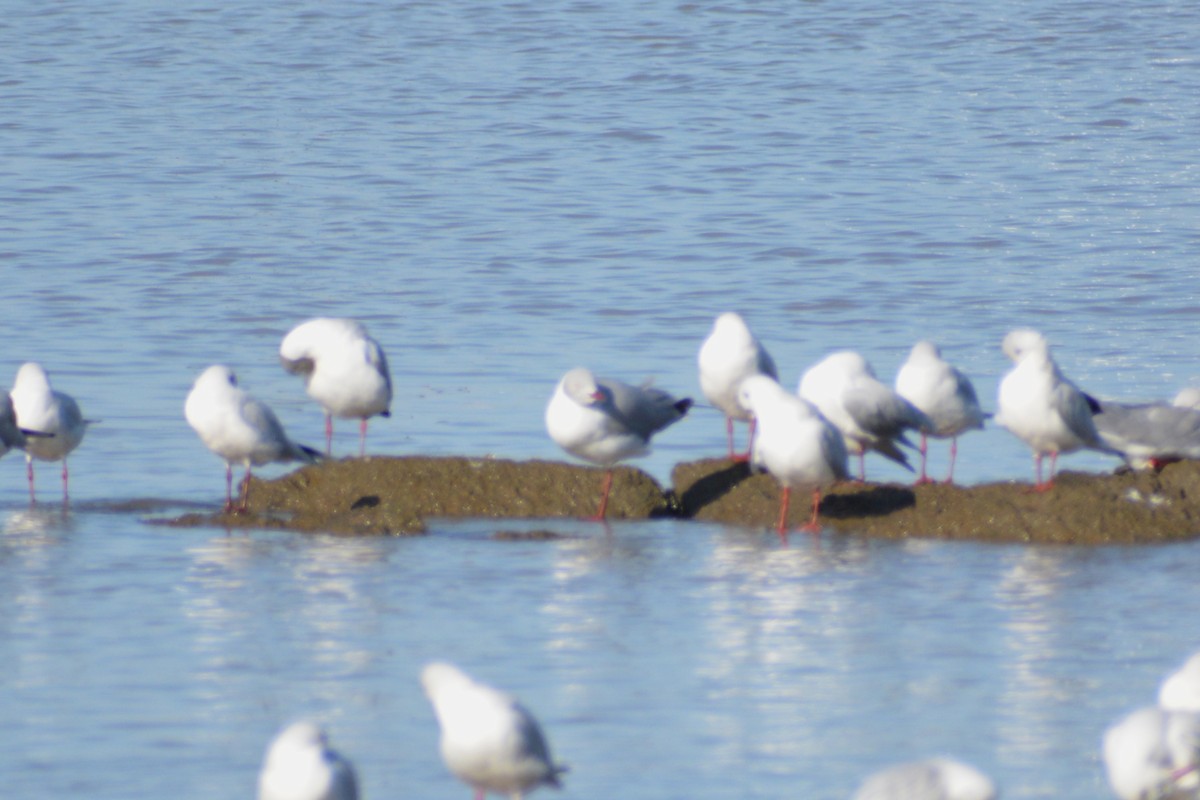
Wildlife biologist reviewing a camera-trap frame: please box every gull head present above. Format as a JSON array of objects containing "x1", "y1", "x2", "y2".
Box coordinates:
[{"x1": 1001, "y1": 328, "x2": 1049, "y2": 364}]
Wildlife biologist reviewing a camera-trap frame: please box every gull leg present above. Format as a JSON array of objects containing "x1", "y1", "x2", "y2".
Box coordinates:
[
  {"x1": 914, "y1": 433, "x2": 932, "y2": 485},
  {"x1": 61, "y1": 459, "x2": 69, "y2": 506},
  {"x1": 359, "y1": 418, "x2": 369, "y2": 458},
  {"x1": 325, "y1": 414, "x2": 334, "y2": 456},
  {"x1": 26, "y1": 456, "x2": 36, "y2": 505},
  {"x1": 735, "y1": 417, "x2": 757, "y2": 463},
  {"x1": 591, "y1": 470, "x2": 614, "y2": 521},
  {"x1": 944, "y1": 436, "x2": 958, "y2": 484},
  {"x1": 800, "y1": 488, "x2": 823, "y2": 533},
  {"x1": 223, "y1": 464, "x2": 235, "y2": 513}
]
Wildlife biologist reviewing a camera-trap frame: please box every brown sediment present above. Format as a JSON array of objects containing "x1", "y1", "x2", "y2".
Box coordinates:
[{"x1": 164, "y1": 455, "x2": 1200, "y2": 544}]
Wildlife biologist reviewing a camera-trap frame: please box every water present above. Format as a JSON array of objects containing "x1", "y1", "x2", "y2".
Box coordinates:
[{"x1": 2, "y1": 0, "x2": 1199, "y2": 797}]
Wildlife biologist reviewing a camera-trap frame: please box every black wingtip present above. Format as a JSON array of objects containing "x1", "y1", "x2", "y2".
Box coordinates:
[
  {"x1": 1084, "y1": 393, "x2": 1103, "y2": 415},
  {"x1": 675, "y1": 397, "x2": 694, "y2": 414}
]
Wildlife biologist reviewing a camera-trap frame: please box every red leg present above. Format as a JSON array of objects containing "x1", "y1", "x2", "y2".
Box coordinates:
[
  {"x1": 223, "y1": 463, "x2": 235, "y2": 513},
  {"x1": 734, "y1": 417, "x2": 757, "y2": 463},
  {"x1": 944, "y1": 436, "x2": 958, "y2": 484},
  {"x1": 1031, "y1": 452, "x2": 1056, "y2": 492},
  {"x1": 725, "y1": 417, "x2": 736, "y2": 460},
  {"x1": 237, "y1": 465, "x2": 253, "y2": 513},
  {"x1": 591, "y1": 470, "x2": 614, "y2": 521},
  {"x1": 775, "y1": 486, "x2": 791, "y2": 533},
  {"x1": 857, "y1": 452, "x2": 867, "y2": 482},
  {"x1": 359, "y1": 418, "x2": 368, "y2": 458},
  {"x1": 914, "y1": 433, "x2": 932, "y2": 485},
  {"x1": 800, "y1": 488, "x2": 824, "y2": 533},
  {"x1": 325, "y1": 414, "x2": 334, "y2": 456},
  {"x1": 61, "y1": 459, "x2": 70, "y2": 506}
]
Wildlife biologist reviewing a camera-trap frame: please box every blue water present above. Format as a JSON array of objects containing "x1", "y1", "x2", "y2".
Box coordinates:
[{"x1": 2, "y1": 1, "x2": 1200, "y2": 797}]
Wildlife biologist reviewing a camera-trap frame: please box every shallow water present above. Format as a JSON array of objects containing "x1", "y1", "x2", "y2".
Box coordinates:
[{"x1": 3, "y1": 0, "x2": 1200, "y2": 797}]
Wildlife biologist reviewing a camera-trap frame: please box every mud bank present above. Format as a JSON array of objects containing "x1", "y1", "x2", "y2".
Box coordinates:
[{"x1": 166, "y1": 455, "x2": 1200, "y2": 543}]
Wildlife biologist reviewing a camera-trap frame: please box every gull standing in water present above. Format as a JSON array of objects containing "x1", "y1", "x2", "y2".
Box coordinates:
[
  {"x1": 894, "y1": 340, "x2": 987, "y2": 484},
  {"x1": 10, "y1": 362, "x2": 90, "y2": 505},
  {"x1": 257, "y1": 720, "x2": 358, "y2": 800},
  {"x1": 185, "y1": 365, "x2": 320, "y2": 513},
  {"x1": 851, "y1": 758, "x2": 997, "y2": 800},
  {"x1": 1103, "y1": 706, "x2": 1200, "y2": 800},
  {"x1": 798, "y1": 351, "x2": 930, "y2": 481},
  {"x1": 280, "y1": 318, "x2": 392, "y2": 457},
  {"x1": 737, "y1": 375, "x2": 848, "y2": 534},
  {"x1": 545, "y1": 367, "x2": 691, "y2": 520},
  {"x1": 421, "y1": 661, "x2": 566, "y2": 800},
  {"x1": 994, "y1": 328, "x2": 1111, "y2": 490},
  {"x1": 697, "y1": 311, "x2": 778, "y2": 461}
]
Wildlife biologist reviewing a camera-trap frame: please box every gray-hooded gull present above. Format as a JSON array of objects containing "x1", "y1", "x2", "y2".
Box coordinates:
[
  {"x1": 421, "y1": 661, "x2": 566, "y2": 800},
  {"x1": 737, "y1": 375, "x2": 848, "y2": 534},
  {"x1": 280, "y1": 317, "x2": 392, "y2": 457},
  {"x1": 185, "y1": 365, "x2": 320, "y2": 513},
  {"x1": 798, "y1": 350, "x2": 930, "y2": 481},
  {"x1": 894, "y1": 340, "x2": 987, "y2": 484},
  {"x1": 545, "y1": 367, "x2": 691, "y2": 520},
  {"x1": 697, "y1": 311, "x2": 778, "y2": 461}
]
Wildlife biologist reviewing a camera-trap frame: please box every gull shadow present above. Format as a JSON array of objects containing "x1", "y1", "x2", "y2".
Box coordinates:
[
  {"x1": 820, "y1": 485, "x2": 916, "y2": 519},
  {"x1": 676, "y1": 461, "x2": 754, "y2": 517}
]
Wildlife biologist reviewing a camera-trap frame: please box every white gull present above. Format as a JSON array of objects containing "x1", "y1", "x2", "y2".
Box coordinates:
[
  {"x1": 1160, "y1": 651, "x2": 1200, "y2": 713},
  {"x1": 737, "y1": 375, "x2": 848, "y2": 534},
  {"x1": 894, "y1": 340, "x2": 986, "y2": 484},
  {"x1": 421, "y1": 661, "x2": 566, "y2": 800},
  {"x1": 1103, "y1": 705, "x2": 1200, "y2": 800},
  {"x1": 697, "y1": 311, "x2": 777, "y2": 461},
  {"x1": 545, "y1": 367, "x2": 691, "y2": 519},
  {"x1": 994, "y1": 329, "x2": 1112, "y2": 490},
  {"x1": 184, "y1": 365, "x2": 320, "y2": 513},
  {"x1": 798, "y1": 350, "x2": 930, "y2": 481},
  {"x1": 10, "y1": 362, "x2": 91, "y2": 505},
  {"x1": 851, "y1": 758, "x2": 997, "y2": 800},
  {"x1": 280, "y1": 317, "x2": 392, "y2": 457},
  {"x1": 257, "y1": 720, "x2": 358, "y2": 800}
]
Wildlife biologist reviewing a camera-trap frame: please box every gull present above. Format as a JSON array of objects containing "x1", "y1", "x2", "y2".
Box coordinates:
[
  {"x1": 1160, "y1": 652, "x2": 1200, "y2": 712},
  {"x1": 1093, "y1": 400, "x2": 1200, "y2": 470},
  {"x1": 257, "y1": 720, "x2": 358, "y2": 800},
  {"x1": 420, "y1": 661, "x2": 566, "y2": 800},
  {"x1": 994, "y1": 329, "x2": 1112, "y2": 490},
  {"x1": 798, "y1": 351, "x2": 930, "y2": 481},
  {"x1": 184, "y1": 365, "x2": 320, "y2": 513},
  {"x1": 851, "y1": 758, "x2": 997, "y2": 800},
  {"x1": 697, "y1": 312, "x2": 778, "y2": 461},
  {"x1": 1103, "y1": 706, "x2": 1200, "y2": 800},
  {"x1": 545, "y1": 367, "x2": 691, "y2": 519},
  {"x1": 10, "y1": 362, "x2": 91, "y2": 505},
  {"x1": 1173, "y1": 388, "x2": 1200, "y2": 411},
  {"x1": 280, "y1": 318, "x2": 392, "y2": 457},
  {"x1": 894, "y1": 341, "x2": 987, "y2": 484},
  {"x1": 737, "y1": 375, "x2": 848, "y2": 534}
]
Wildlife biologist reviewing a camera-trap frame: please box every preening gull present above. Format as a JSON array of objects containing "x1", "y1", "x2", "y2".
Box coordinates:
[
  {"x1": 421, "y1": 661, "x2": 566, "y2": 800},
  {"x1": 185, "y1": 365, "x2": 320, "y2": 513},
  {"x1": 737, "y1": 375, "x2": 848, "y2": 534},
  {"x1": 280, "y1": 317, "x2": 392, "y2": 457},
  {"x1": 257, "y1": 720, "x2": 358, "y2": 800},
  {"x1": 851, "y1": 758, "x2": 997, "y2": 800},
  {"x1": 10, "y1": 362, "x2": 90, "y2": 505},
  {"x1": 1103, "y1": 706, "x2": 1200, "y2": 800},
  {"x1": 697, "y1": 311, "x2": 777, "y2": 461},
  {"x1": 994, "y1": 329, "x2": 1112, "y2": 490},
  {"x1": 545, "y1": 367, "x2": 691, "y2": 519},
  {"x1": 894, "y1": 341, "x2": 986, "y2": 484},
  {"x1": 798, "y1": 351, "x2": 930, "y2": 481}
]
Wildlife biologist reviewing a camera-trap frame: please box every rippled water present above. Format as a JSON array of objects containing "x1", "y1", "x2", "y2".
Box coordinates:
[{"x1": 3, "y1": 1, "x2": 1200, "y2": 797}]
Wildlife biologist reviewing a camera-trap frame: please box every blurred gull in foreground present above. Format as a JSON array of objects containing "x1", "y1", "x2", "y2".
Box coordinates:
[
  {"x1": 799, "y1": 350, "x2": 930, "y2": 481},
  {"x1": 545, "y1": 367, "x2": 691, "y2": 520},
  {"x1": 994, "y1": 329, "x2": 1112, "y2": 490},
  {"x1": 697, "y1": 311, "x2": 777, "y2": 461},
  {"x1": 10, "y1": 362, "x2": 90, "y2": 506},
  {"x1": 851, "y1": 758, "x2": 997, "y2": 800},
  {"x1": 737, "y1": 375, "x2": 848, "y2": 535},
  {"x1": 1160, "y1": 651, "x2": 1200, "y2": 713},
  {"x1": 280, "y1": 317, "x2": 392, "y2": 457},
  {"x1": 1103, "y1": 705, "x2": 1200, "y2": 800},
  {"x1": 421, "y1": 661, "x2": 566, "y2": 800},
  {"x1": 894, "y1": 341, "x2": 986, "y2": 484},
  {"x1": 185, "y1": 365, "x2": 320, "y2": 513},
  {"x1": 257, "y1": 720, "x2": 358, "y2": 800}
]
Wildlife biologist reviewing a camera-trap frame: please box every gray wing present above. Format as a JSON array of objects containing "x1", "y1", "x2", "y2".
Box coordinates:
[
  {"x1": 844, "y1": 383, "x2": 930, "y2": 439},
  {"x1": 328, "y1": 751, "x2": 359, "y2": 800},
  {"x1": 511, "y1": 702, "x2": 566, "y2": 788},
  {"x1": 1053, "y1": 381, "x2": 1103, "y2": 446},
  {"x1": 1095, "y1": 401, "x2": 1200, "y2": 460},
  {"x1": 600, "y1": 378, "x2": 692, "y2": 441},
  {"x1": 240, "y1": 397, "x2": 316, "y2": 464}
]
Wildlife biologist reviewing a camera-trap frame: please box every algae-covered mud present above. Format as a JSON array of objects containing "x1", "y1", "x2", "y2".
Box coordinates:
[{"x1": 165, "y1": 455, "x2": 1200, "y2": 544}]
